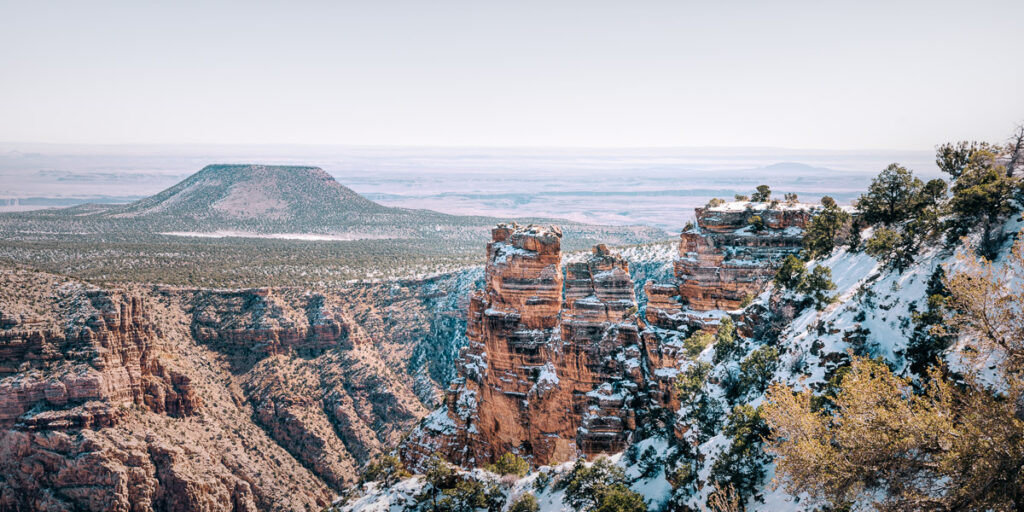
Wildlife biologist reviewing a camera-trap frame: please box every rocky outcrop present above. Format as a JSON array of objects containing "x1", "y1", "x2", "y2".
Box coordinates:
[
  {"x1": 401, "y1": 225, "x2": 656, "y2": 468},
  {"x1": 0, "y1": 266, "x2": 459, "y2": 511},
  {"x1": 646, "y1": 202, "x2": 814, "y2": 328},
  {"x1": 0, "y1": 287, "x2": 200, "y2": 430},
  {"x1": 189, "y1": 288, "x2": 364, "y2": 367}
]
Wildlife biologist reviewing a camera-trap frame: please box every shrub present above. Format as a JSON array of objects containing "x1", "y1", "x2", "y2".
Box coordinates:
[
  {"x1": 773, "y1": 255, "x2": 806, "y2": 291},
  {"x1": 713, "y1": 317, "x2": 739, "y2": 364},
  {"x1": 709, "y1": 405, "x2": 771, "y2": 507},
  {"x1": 751, "y1": 185, "x2": 772, "y2": 202},
  {"x1": 865, "y1": 227, "x2": 915, "y2": 272},
  {"x1": 532, "y1": 470, "x2": 552, "y2": 493},
  {"x1": 359, "y1": 454, "x2": 411, "y2": 487},
  {"x1": 906, "y1": 268, "x2": 954, "y2": 378},
  {"x1": 683, "y1": 331, "x2": 715, "y2": 358},
  {"x1": 734, "y1": 194, "x2": 749, "y2": 201},
  {"x1": 784, "y1": 192, "x2": 799, "y2": 203},
  {"x1": 558, "y1": 458, "x2": 645, "y2": 512},
  {"x1": 936, "y1": 140, "x2": 997, "y2": 180},
  {"x1": 486, "y1": 452, "x2": 529, "y2": 477},
  {"x1": 735, "y1": 346, "x2": 780, "y2": 396},
  {"x1": 802, "y1": 200, "x2": 851, "y2": 260},
  {"x1": 592, "y1": 484, "x2": 646, "y2": 512},
  {"x1": 857, "y1": 164, "x2": 923, "y2": 226},
  {"x1": 560, "y1": 458, "x2": 628, "y2": 510},
  {"x1": 707, "y1": 198, "x2": 726, "y2": 208},
  {"x1": 747, "y1": 215, "x2": 765, "y2": 232},
  {"x1": 508, "y1": 493, "x2": 540, "y2": 512},
  {"x1": 676, "y1": 361, "x2": 713, "y2": 403},
  {"x1": 948, "y1": 149, "x2": 1019, "y2": 256},
  {"x1": 797, "y1": 265, "x2": 837, "y2": 310}
]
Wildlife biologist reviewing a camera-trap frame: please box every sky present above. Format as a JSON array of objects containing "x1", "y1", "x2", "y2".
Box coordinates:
[{"x1": 1, "y1": 0, "x2": 1021, "y2": 149}]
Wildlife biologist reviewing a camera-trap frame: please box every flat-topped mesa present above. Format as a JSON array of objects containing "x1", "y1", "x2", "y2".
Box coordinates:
[
  {"x1": 402, "y1": 227, "x2": 650, "y2": 469},
  {"x1": 646, "y1": 201, "x2": 816, "y2": 329}
]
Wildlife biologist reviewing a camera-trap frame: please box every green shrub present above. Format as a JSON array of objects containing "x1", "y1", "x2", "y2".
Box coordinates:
[
  {"x1": 675, "y1": 361, "x2": 713, "y2": 403},
  {"x1": 857, "y1": 164, "x2": 923, "y2": 226},
  {"x1": 797, "y1": 265, "x2": 837, "y2": 310},
  {"x1": 359, "y1": 454, "x2": 411, "y2": 487},
  {"x1": 709, "y1": 405, "x2": 771, "y2": 507},
  {"x1": 747, "y1": 215, "x2": 765, "y2": 232},
  {"x1": 712, "y1": 317, "x2": 739, "y2": 364},
  {"x1": 683, "y1": 331, "x2": 715, "y2": 358},
  {"x1": 532, "y1": 470, "x2": 552, "y2": 493},
  {"x1": 751, "y1": 185, "x2": 772, "y2": 202},
  {"x1": 773, "y1": 255, "x2": 806, "y2": 290},
  {"x1": 592, "y1": 484, "x2": 646, "y2": 512},
  {"x1": 802, "y1": 198, "x2": 851, "y2": 260},
  {"x1": 508, "y1": 493, "x2": 540, "y2": 512},
  {"x1": 486, "y1": 452, "x2": 529, "y2": 477},
  {"x1": 560, "y1": 458, "x2": 638, "y2": 512},
  {"x1": 735, "y1": 346, "x2": 780, "y2": 397}
]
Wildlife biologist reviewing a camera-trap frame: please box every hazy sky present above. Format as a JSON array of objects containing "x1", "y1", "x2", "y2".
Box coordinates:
[{"x1": 1, "y1": 0, "x2": 1021, "y2": 149}]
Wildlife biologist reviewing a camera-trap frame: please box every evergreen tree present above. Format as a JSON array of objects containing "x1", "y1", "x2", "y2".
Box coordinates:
[
  {"x1": 856, "y1": 164, "x2": 923, "y2": 226},
  {"x1": 751, "y1": 185, "x2": 772, "y2": 202},
  {"x1": 710, "y1": 405, "x2": 771, "y2": 507},
  {"x1": 802, "y1": 197, "x2": 851, "y2": 260},
  {"x1": 485, "y1": 452, "x2": 529, "y2": 477},
  {"x1": 935, "y1": 140, "x2": 996, "y2": 180},
  {"x1": 948, "y1": 149, "x2": 1020, "y2": 257},
  {"x1": 774, "y1": 255, "x2": 806, "y2": 290},
  {"x1": 797, "y1": 265, "x2": 837, "y2": 310}
]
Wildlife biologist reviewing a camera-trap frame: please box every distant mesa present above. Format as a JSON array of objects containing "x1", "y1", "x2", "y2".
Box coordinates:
[
  {"x1": 0, "y1": 163, "x2": 667, "y2": 249},
  {"x1": 114, "y1": 164, "x2": 388, "y2": 223}
]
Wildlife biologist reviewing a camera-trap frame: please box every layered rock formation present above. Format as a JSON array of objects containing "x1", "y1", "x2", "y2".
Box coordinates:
[
  {"x1": 646, "y1": 202, "x2": 814, "y2": 329},
  {"x1": 402, "y1": 225, "x2": 656, "y2": 467},
  {"x1": 0, "y1": 265, "x2": 479, "y2": 511},
  {"x1": 404, "y1": 203, "x2": 821, "y2": 470},
  {"x1": 0, "y1": 286, "x2": 200, "y2": 430}
]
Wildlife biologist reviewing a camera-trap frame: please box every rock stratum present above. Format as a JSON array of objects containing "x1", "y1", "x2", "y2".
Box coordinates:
[
  {"x1": 646, "y1": 202, "x2": 813, "y2": 329},
  {"x1": 0, "y1": 266, "x2": 483, "y2": 511},
  {"x1": 402, "y1": 202, "x2": 818, "y2": 469}
]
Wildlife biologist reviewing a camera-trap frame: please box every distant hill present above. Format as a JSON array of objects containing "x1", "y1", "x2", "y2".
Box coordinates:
[
  {"x1": 0, "y1": 164, "x2": 667, "y2": 248},
  {"x1": 116, "y1": 164, "x2": 389, "y2": 221}
]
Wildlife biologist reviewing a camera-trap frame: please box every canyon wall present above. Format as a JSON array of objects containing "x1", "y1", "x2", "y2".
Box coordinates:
[
  {"x1": 404, "y1": 203, "x2": 817, "y2": 469},
  {"x1": 0, "y1": 267, "x2": 481, "y2": 512},
  {"x1": 402, "y1": 225, "x2": 663, "y2": 468},
  {"x1": 646, "y1": 202, "x2": 814, "y2": 329}
]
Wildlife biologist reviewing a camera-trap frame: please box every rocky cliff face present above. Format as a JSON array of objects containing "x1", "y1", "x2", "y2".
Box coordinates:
[
  {"x1": 0, "y1": 283, "x2": 199, "y2": 431},
  {"x1": 402, "y1": 205, "x2": 818, "y2": 471},
  {"x1": 646, "y1": 202, "x2": 814, "y2": 329},
  {"x1": 0, "y1": 265, "x2": 483, "y2": 512},
  {"x1": 401, "y1": 225, "x2": 665, "y2": 468}
]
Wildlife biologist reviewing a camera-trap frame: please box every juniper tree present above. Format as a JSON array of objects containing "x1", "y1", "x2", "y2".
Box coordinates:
[
  {"x1": 856, "y1": 164, "x2": 923, "y2": 226},
  {"x1": 802, "y1": 197, "x2": 851, "y2": 260},
  {"x1": 751, "y1": 185, "x2": 772, "y2": 202}
]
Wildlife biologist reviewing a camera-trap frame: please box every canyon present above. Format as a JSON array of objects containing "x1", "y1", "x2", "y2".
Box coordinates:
[
  {"x1": 0, "y1": 267, "x2": 481, "y2": 511},
  {"x1": 401, "y1": 201, "x2": 815, "y2": 469},
  {"x1": 0, "y1": 197, "x2": 816, "y2": 511}
]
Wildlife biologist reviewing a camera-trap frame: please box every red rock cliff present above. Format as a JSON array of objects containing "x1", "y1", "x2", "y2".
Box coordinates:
[
  {"x1": 401, "y1": 225, "x2": 656, "y2": 468},
  {"x1": 646, "y1": 202, "x2": 814, "y2": 329}
]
